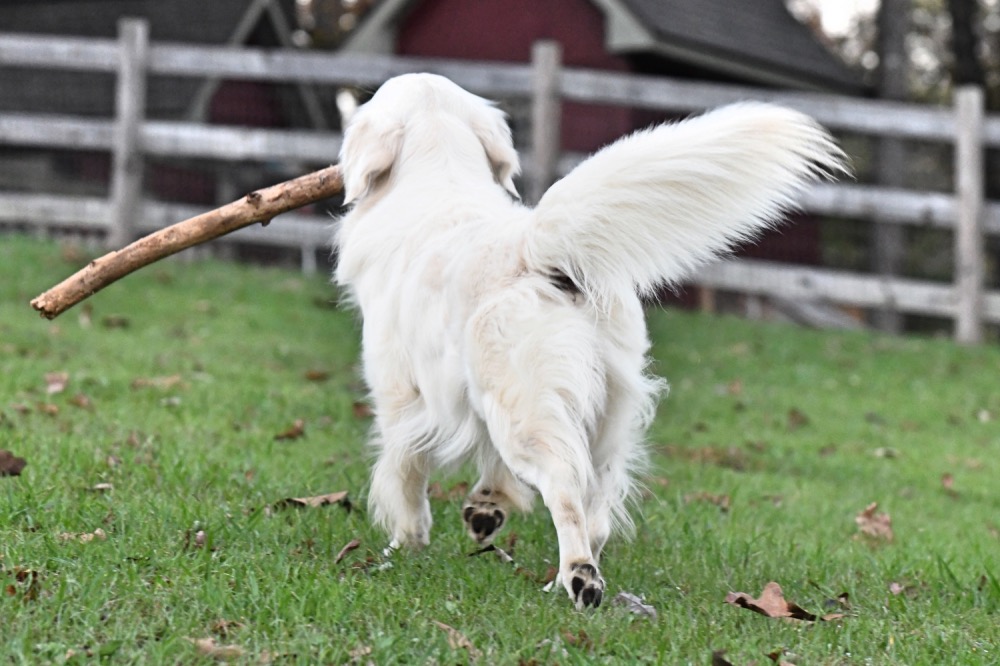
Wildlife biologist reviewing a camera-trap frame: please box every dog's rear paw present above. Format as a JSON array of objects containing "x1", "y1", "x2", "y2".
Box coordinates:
[
  {"x1": 567, "y1": 561, "x2": 605, "y2": 610},
  {"x1": 462, "y1": 501, "x2": 506, "y2": 545}
]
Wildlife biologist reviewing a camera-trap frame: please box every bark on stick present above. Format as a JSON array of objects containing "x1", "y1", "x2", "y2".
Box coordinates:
[{"x1": 30, "y1": 165, "x2": 343, "y2": 319}]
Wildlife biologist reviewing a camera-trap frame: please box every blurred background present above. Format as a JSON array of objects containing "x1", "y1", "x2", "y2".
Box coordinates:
[{"x1": 1, "y1": 0, "x2": 998, "y2": 339}]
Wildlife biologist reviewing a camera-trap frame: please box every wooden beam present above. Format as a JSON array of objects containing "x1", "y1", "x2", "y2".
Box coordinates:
[
  {"x1": 529, "y1": 40, "x2": 562, "y2": 204},
  {"x1": 107, "y1": 19, "x2": 149, "y2": 249},
  {"x1": 953, "y1": 85, "x2": 985, "y2": 343}
]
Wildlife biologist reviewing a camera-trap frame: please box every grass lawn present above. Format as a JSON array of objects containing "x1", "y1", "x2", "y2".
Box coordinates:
[{"x1": 1, "y1": 234, "x2": 999, "y2": 665}]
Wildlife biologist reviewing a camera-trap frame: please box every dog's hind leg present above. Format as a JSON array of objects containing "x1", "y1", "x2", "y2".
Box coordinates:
[
  {"x1": 369, "y1": 437, "x2": 433, "y2": 550},
  {"x1": 462, "y1": 450, "x2": 534, "y2": 545},
  {"x1": 482, "y1": 413, "x2": 605, "y2": 609}
]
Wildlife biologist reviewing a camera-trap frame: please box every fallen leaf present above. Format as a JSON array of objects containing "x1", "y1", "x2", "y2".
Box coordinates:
[
  {"x1": 432, "y1": 620, "x2": 481, "y2": 658},
  {"x1": 684, "y1": 491, "x2": 731, "y2": 512},
  {"x1": 45, "y1": 371, "x2": 69, "y2": 395},
  {"x1": 660, "y1": 444, "x2": 750, "y2": 471},
  {"x1": 724, "y1": 581, "x2": 817, "y2": 621},
  {"x1": 612, "y1": 591, "x2": 657, "y2": 619},
  {"x1": 188, "y1": 637, "x2": 245, "y2": 661},
  {"x1": 209, "y1": 619, "x2": 246, "y2": 638},
  {"x1": 304, "y1": 369, "x2": 330, "y2": 382},
  {"x1": 5, "y1": 567, "x2": 41, "y2": 602},
  {"x1": 335, "y1": 538, "x2": 361, "y2": 564},
  {"x1": 69, "y1": 394, "x2": 93, "y2": 409},
  {"x1": 560, "y1": 629, "x2": 593, "y2": 650},
  {"x1": 274, "y1": 419, "x2": 306, "y2": 441},
  {"x1": 102, "y1": 315, "x2": 131, "y2": 329},
  {"x1": 941, "y1": 473, "x2": 958, "y2": 498},
  {"x1": 855, "y1": 502, "x2": 894, "y2": 542},
  {"x1": 786, "y1": 407, "x2": 810, "y2": 431},
  {"x1": 352, "y1": 401, "x2": 374, "y2": 418},
  {"x1": 88, "y1": 483, "x2": 114, "y2": 493},
  {"x1": 272, "y1": 491, "x2": 351, "y2": 512},
  {"x1": 0, "y1": 450, "x2": 27, "y2": 477}
]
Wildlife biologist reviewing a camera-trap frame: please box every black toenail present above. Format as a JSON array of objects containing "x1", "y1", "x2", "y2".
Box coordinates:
[{"x1": 471, "y1": 513, "x2": 495, "y2": 534}]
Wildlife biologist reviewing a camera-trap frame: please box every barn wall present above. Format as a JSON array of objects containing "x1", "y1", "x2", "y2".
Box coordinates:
[{"x1": 395, "y1": 0, "x2": 634, "y2": 152}]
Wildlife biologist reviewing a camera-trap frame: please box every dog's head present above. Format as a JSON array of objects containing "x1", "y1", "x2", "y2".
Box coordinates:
[{"x1": 339, "y1": 73, "x2": 520, "y2": 205}]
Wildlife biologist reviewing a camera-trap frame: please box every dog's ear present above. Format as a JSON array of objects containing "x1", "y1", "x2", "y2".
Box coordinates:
[
  {"x1": 472, "y1": 107, "x2": 521, "y2": 199},
  {"x1": 340, "y1": 113, "x2": 404, "y2": 205}
]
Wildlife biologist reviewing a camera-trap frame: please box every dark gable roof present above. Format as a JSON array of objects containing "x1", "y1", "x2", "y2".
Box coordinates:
[
  {"x1": 619, "y1": 0, "x2": 860, "y2": 92},
  {"x1": 342, "y1": 0, "x2": 862, "y2": 93},
  {"x1": 0, "y1": 0, "x2": 297, "y2": 118}
]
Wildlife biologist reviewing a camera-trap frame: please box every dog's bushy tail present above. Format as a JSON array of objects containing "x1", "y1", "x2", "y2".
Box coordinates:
[{"x1": 525, "y1": 103, "x2": 847, "y2": 309}]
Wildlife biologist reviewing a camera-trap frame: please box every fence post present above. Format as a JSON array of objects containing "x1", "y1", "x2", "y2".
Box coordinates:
[
  {"x1": 529, "y1": 40, "x2": 562, "y2": 204},
  {"x1": 953, "y1": 85, "x2": 984, "y2": 344},
  {"x1": 107, "y1": 18, "x2": 149, "y2": 249}
]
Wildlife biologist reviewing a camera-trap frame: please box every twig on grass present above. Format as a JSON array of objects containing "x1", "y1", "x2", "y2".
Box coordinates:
[{"x1": 30, "y1": 165, "x2": 344, "y2": 319}]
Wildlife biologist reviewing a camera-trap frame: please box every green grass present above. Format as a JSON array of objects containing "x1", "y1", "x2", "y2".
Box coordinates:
[{"x1": 1, "y1": 234, "x2": 999, "y2": 665}]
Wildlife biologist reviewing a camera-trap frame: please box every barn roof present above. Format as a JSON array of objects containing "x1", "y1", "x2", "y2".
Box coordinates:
[
  {"x1": 344, "y1": 0, "x2": 863, "y2": 93},
  {"x1": 607, "y1": 0, "x2": 860, "y2": 92},
  {"x1": 0, "y1": 0, "x2": 299, "y2": 119}
]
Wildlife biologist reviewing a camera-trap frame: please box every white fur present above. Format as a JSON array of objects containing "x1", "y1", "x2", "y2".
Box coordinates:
[{"x1": 334, "y1": 73, "x2": 846, "y2": 608}]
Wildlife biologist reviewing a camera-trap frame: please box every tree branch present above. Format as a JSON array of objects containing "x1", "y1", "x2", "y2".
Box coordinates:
[{"x1": 30, "y1": 165, "x2": 343, "y2": 319}]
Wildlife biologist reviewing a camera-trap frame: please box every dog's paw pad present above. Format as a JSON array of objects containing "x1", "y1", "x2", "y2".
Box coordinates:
[
  {"x1": 462, "y1": 501, "x2": 505, "y2": 545},
  {"x1": 568, "y1": 562, "x2": 604, "y2": 609}
]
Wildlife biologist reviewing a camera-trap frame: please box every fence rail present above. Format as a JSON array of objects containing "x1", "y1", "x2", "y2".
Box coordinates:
[{"x1": 1, "y1": 18, "x2": 998, "y2": 341}]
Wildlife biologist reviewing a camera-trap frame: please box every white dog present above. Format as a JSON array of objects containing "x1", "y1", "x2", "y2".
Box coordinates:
[{"x1": 334, "y1": 73, "x2": 844, "y2": 609}]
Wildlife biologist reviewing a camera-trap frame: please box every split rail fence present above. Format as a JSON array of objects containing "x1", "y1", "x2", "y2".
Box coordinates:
[{"x1": 1, "y1": 18, "x2": 998, "y2": 342}]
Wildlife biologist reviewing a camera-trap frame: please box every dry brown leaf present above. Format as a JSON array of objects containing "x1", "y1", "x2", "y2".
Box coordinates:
[
  {"x1": 855, "y1": 502, "x2": 894, "y2": 542},
  {"x1": 304, "y1": 369, "x2": 330, "y2": 382},
  {"x1": 684, "y1": 491, "x2": 731, "y2": 512},
  {"x1": 5, "y1": 567, "x2": 41, "y2": 602},
  {"x1": 335, "y1": 538, "x2": 362, "y2": 564},
  {"x1": 274, "y1": 419, "x2": 306, "y2": 441},
  {"x1": 102, "y1": 314, "x2": 131, "y2": 329},
  {"x1": 69, "y1": 393, "x2": 93, "y2": 409},
  {"x1": 352, "y1": 401, "x2": 374, "y2": 418},
  {"x1": 786, "y1": 407, "x2": 810, "y2": 431},
  {"x1": 941, "y1": 473, "x2": 959, "y2": 498},
  {"x1": 0, "y1": 450, "x2": 27, "y2": 477},
  {"x1": 724, "y1": 581, "x2": 817, "y2": 621},
  {"x1": 272, "y1": 491, "x2": 351, "y2": 511},
  {"x1": 45, "y1": 371, "x2": 69, "y2": 395},
  {"x1": 432, "y1": 620, "x2": 482, "y2": 659},
  {"x1": 88, "y1": 483, "x2": 114, "y2": 493},
  {"x1": 189, "y1": 637, "x2": 246, "y2": 661},
  {"x1": 560, "y1": 629, "x2": 593, "y2": 650}
]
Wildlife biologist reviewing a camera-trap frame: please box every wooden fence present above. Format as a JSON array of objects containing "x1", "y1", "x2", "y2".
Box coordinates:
[{"x1": 1, "y1": 18, "x2": 998, "y2": 342}]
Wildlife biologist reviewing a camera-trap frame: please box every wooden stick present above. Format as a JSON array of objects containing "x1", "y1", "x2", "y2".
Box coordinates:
[{"x1": 30, "y1": 165, "x2": 343, "y2": 319}]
